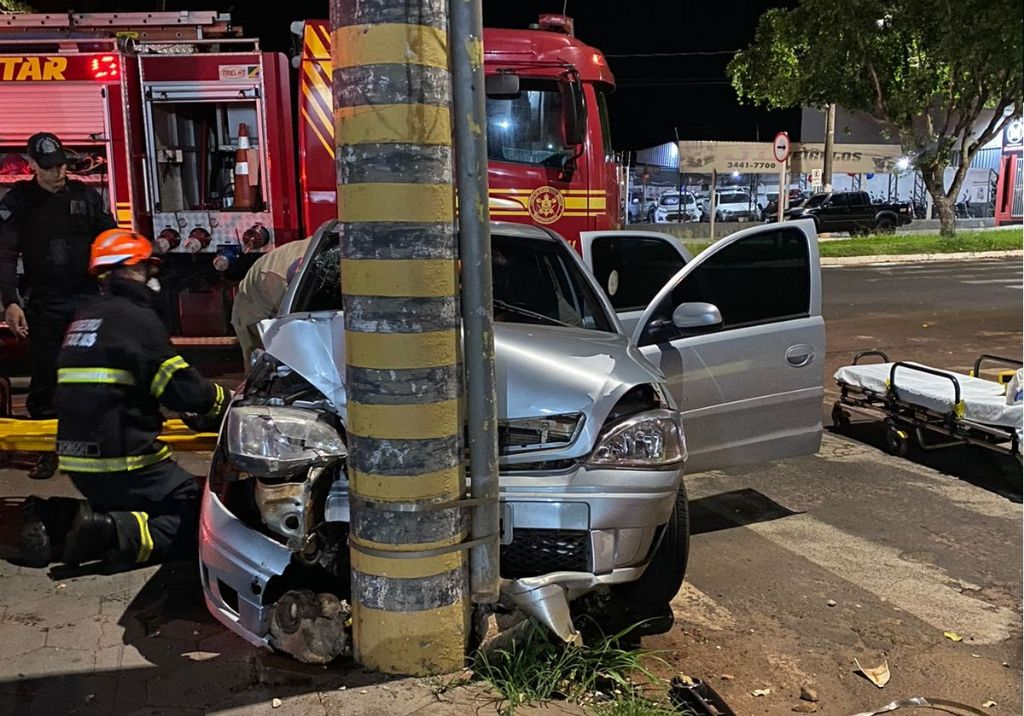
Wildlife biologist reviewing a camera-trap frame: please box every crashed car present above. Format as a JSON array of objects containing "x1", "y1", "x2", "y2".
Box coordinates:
[{"x1": 199, "y1": 219, "x2": 825, "y2": 660}]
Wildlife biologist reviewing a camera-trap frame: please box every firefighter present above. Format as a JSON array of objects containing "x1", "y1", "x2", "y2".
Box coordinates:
[
  {"x1": 230, "y1": 237, "x2": 311, "y2": 368},
  {"x1": 0, "y1": 132, "x2": 117, "y2": 479},
  {"x1": 21, "y1": 229, "x2": 229, "y2": 568}
]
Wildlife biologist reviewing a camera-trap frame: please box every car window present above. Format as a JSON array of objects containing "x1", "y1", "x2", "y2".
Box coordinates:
[
  {"x1": 590, "y1": 236, "x2": 686, "y2": 312},
  {"x1": 804, "y1": 193, "x2": 828, "y2": 207},
  {"x1": 290, "y1": 231, "x2": 614, "y2": 333},
  {"x1": 829, "y1": 193, "x2": 849, "y2": 207},
  {"x1": 849, "y1": 192, "x2": 867, "y2": 206},
  {"x1": 660, "y1": 194, "x2": 679, "y2": 206},
  {"x1": 639, "y1": 227, "x2": 810, "y2": 346},
  {"x1": 718, "y1": 193, "x2": 747, "y2": 204},
  {"x1": 486, "y1": 79, "x2": 565, "y2": 167}
]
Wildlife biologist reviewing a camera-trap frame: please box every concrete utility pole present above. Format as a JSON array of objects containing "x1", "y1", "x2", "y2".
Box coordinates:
[
  {"x1": 330, "y1": 0, "x2": 469, "y2": 675},
  {"x1": 822, "y1": 103, "x2": 836, "y2": 192}
]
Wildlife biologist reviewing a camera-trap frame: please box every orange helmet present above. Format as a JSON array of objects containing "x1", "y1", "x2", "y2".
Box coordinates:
[{"x1": 89, "y1": 229, "x2": 157, "y2": 275}]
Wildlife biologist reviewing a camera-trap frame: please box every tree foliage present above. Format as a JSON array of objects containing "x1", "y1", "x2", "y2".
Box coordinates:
[{"x1": 729, "y1": 0, "x2": 1024, "y2": 235}]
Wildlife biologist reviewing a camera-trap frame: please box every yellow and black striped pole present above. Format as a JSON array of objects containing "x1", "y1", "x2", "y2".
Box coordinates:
[{"x1": 329, "y1": 0, "x2": 468, "y2": 674}]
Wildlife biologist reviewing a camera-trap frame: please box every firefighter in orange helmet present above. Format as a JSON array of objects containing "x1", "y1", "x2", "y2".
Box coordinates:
[{"x1": 19, "y1": 230, "x2": 229, "y2": 568}]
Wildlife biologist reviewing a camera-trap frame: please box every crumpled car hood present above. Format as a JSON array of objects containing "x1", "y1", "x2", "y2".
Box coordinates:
[{"x1": 261, "y1": 313, "x2": 664, "y2": 457}]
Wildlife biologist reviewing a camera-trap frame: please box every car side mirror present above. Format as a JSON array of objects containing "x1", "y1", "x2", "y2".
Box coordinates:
[
  {"x1": 559, "y1": 76, "x2": 586, "y2": 147},
  {"x1": 672, "y1": 302, "x2": 722, "y2": 330}
]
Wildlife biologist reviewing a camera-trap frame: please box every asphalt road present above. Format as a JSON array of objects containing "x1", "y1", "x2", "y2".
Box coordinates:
[
  {"x1": 0, "y1": 256, "x2": 1019, "y2": 714},
  {"x1": 650, "y1": 257, "x2": 1022, "y2": 714}
]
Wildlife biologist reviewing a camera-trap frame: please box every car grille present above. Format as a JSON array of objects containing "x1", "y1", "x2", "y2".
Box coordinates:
[{"x1": 500, "y1": 529, "x2": 589, "y2": 578}]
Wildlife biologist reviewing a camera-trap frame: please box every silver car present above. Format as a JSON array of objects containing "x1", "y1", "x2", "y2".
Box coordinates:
[{"x1": 199, "y1": 220, "x2": 825, "y2": 659}]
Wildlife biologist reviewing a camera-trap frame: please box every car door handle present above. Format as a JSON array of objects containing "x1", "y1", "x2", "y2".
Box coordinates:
[{"x1": 786, "y1": 344, "x2": 815, "y2": 367}]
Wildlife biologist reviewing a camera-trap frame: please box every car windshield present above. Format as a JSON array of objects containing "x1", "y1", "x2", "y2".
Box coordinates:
[
  {"x1": 485, "y1": 79, "x2": 566, "y2": 167},
  {"x1": 719, "y1": 193, "x2": 748, "y2": 204},
  {"x1": 660, "y1": 194, "x2": 694, "y2": 206},
  {"x1": 804, "y1": 193, "x2": 828, "y2": 207},
  {"x1": 290, "y1": 231, "x2": 614, "y2": 333}
]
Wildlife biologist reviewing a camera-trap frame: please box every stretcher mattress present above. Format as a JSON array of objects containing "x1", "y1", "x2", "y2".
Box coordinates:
[{"x1": 834, "y1": 362, "x2": 1023, "y2": 431}]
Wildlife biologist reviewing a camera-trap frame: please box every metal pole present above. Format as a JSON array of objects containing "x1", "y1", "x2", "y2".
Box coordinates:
[
  {"x1": 709, "y1": 169, "x2": 718, "y2": 241},
  {"x1": 331, "y1": 0, "x2": 469, "y2": 676},
  {"x1": 450, "y1": 0, "x2": 499, "y2": 605},
  {"x1": 823, "y1": 103, "x2": 836, "y2": 191}
]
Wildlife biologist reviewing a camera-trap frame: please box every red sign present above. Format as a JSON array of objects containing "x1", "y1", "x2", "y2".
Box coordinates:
[{"x1": 773, "y1": 132, "x2": 791, "y2": 163}]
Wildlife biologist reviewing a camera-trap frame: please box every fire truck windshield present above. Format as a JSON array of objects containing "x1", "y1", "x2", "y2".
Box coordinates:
[{"x1": 485, "y1": 79, "x2": 567, "y2": 167}]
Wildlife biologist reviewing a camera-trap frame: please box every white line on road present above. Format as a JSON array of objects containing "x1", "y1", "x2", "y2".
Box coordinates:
[
  {"x1": 745, "y1": 514, "x2": 1019, "y2": 644},
  {"x1": 960, "y1": 279, "x2": 1023, "y2": 284}
]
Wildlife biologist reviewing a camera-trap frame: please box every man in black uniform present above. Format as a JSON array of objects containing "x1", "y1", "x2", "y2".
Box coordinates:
[
  {"x1": 0, "y1": 132, "x2": 116, "y2": 479},
  {"x1": 21, "y1": 229, "x2": 228, "y2": 568}
]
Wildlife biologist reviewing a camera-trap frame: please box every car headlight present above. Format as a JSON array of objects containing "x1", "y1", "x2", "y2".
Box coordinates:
[
  {"x1": 226, "y1": 405, "x2": 347, "y2": 477},
  {"x1": 586, "y1": 409, "x2": 686, "y2": 469}
]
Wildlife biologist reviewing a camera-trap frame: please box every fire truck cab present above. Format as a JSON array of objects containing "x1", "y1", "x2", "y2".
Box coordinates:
[
  {"x1": 296, "y1": 13, "x2": 621, "y2": 251},
  {"x1": 0, "y1": 11, "x2": 298, "y2": 341}
]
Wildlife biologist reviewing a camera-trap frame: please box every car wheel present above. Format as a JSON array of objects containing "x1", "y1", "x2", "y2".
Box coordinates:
[
  {"x1": 613, "y1": 482, "x2": 689, "y2": 610},
  {"x1": 831, "y1": 402, "x2": 851, "y2": 429},
  {"x1": 885, "y1": 423, "x2": 909, "y2": 457},
  {"x1": 876, "y1": 216, "x2": 896, "y2": 234}
]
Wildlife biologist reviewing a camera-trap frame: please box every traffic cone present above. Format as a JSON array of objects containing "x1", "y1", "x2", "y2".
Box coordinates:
[{"x1": 232, "y1": 123, "x2": 255, "y2": 210}]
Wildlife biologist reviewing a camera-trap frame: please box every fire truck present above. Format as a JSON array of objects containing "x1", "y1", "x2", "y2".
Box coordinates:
[
  {"x1": 295, "y1": 14, "x2": 621, "y2": 250},
  {"x1": 0, "y1": 10, "x2": 619, "y2": 347}
]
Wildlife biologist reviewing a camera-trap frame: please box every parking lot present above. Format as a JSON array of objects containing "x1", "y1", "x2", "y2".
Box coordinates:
[{"x1": 0, "y1": 256, "x2": 1020, "y2": 714}]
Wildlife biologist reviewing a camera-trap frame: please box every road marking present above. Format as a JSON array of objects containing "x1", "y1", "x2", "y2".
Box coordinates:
[
  {"x1": 746, "y1": 514, "x2": 1018, "y2": 644},
  {"x1": 960, "y1": 279, "x2": 1022, "y2": 284},
  {"x1": 671, "y1": 582, "x2": 736, "y2": 631},
  {"x1": 1008, "y1": 285, "x2": 1023, "y2": 290}
]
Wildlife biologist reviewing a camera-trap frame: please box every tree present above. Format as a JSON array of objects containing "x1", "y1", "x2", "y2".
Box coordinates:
[{"x1": 728, "y1": 0, "x2": 1023, "y2": 236}]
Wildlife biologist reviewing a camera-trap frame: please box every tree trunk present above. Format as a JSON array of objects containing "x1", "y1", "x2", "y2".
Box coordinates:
[{"x1": 919, "y1": 163, "x2": 956, "y2": 237}]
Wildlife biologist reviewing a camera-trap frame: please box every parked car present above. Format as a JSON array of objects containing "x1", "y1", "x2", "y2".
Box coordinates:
[
  {"x1": 199, "y1": 220, "x2": 826, "y2": 662},
  {"x1": 712, "y1": 191, "x2": 757, "y2": 222},
  {"x1": 762, "y1": 190, "x2": 811, "y2": 222},
  {"x1": 652, "y1": 191, "x2": 701, "y2": 223},
  {"x1": 781, "y1": 190, "x2": 912, "y2": 234}
]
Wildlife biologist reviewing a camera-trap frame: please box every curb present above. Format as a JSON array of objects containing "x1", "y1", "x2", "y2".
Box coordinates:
[{"x1": 820, "y1": 250, "x2": 1023, "y2": 266}]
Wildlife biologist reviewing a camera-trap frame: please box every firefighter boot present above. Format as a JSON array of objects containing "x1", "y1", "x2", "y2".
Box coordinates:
[
  {"x1": 63, "y1": 505, "x2": 116, "y2": 568},
  {"x1": 29, "y1": 452, "x2": 58, "y2": 480}
]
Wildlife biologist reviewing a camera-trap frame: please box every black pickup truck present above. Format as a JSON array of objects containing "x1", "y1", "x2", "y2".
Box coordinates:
[{"x1": 781, "y1": 191, "x2": 913, "y2": 234}]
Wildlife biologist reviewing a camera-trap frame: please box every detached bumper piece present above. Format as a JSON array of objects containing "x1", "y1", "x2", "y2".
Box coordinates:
[{"x1": 832, "y1": 351, "x2": 1022, "y2": 463}]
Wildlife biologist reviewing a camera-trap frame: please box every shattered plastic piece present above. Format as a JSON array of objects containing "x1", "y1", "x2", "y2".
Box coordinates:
[
  {"x1": 668, "y1": 675, "x2": 737, "y2": 716},
  {"x1": 854, "y1": 658, "x2": 891, "y2": 688},
  {"x1": 943, "y1": 631, "x2": 963, "y2": 642},
  {"x1": 720, "y1": 673, "x2": 735, "y2": 681},
  {"x1": 827, "y1": 599, "x2": 837, "y2": 607},
  {"x1": 752, "y1": 688, "x2": 772, "y2": 697},
  {"x1": 271, "y1": 698, "x2": 282, "y2": 708},
  {"x1": 983, "y1": 701, "x2": 996, "y2": 708}
]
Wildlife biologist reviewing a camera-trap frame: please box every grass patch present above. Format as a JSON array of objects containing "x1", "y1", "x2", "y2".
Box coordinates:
[
  {"x1": 818, "y1": 228, "x2": 1022, "y2": 257},
  {"x1": 686, "y1": 228, "x2": 1020, "y2": 257},
  {"x1": 472, "y1": 619, "x2": 668, "y2": 715}
]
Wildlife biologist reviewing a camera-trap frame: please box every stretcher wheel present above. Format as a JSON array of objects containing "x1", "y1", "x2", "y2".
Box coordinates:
[
  {"x1": 831, "y1": 402, "x2": 851, "y2": 428},
  {"x1": 885, "y1": 424, "x2": 909, "y2": 457}
]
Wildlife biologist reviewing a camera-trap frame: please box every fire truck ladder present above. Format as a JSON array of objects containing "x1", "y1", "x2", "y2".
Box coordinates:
[{"x1": 0, "y1": 11, "x2": 240, "y2": 41}]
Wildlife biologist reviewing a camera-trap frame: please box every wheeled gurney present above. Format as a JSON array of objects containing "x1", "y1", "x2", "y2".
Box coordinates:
[{"x1": 832, "y1": 351, "x2": 1022, "y2": 461}]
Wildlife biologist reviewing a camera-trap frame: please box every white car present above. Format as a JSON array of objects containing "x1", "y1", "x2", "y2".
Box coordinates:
[
  {"x1": 653, "y1": 192, "x2": 701, "y2": 223},
  {"x1": 713, "y1": 191, "x2": 757, "y2": 222}
]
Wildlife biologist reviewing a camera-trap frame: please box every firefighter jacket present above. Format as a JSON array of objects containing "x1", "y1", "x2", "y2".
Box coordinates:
[
  {"x1": 55, "y1": 277, "x2": 227, "y2": 476},
  {"x1": 0, "y1": 179, "x2": 116, "y2": 308}
]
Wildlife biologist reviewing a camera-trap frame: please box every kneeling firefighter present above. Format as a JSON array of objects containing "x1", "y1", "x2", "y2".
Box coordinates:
[{"x1": 22, "y1": 229, "x2": 229, "y2": 567}]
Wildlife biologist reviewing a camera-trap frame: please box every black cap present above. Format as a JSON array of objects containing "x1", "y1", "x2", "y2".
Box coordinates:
[{"x1": 27, "y1": 132, "x2": 68, "y2": 169}]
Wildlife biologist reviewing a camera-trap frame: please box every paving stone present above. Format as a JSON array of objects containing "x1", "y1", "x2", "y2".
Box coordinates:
[
  {"x1": 0, "y1": 646, "x2": 94, "y2": 678},
  {"x1": 211, "y1": 689, "x2": 328, "y2": 715},
  {"x1": 0, "y1": 621, "x2": 48, "y2": 663}
]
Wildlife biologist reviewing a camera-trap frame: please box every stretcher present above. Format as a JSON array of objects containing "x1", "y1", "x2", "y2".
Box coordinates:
[{"x1": 832, "y1": 351, "x2": 1022, "y2": 462}]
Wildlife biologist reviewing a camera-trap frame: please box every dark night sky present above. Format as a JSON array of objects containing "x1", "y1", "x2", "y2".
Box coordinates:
[{"x1": 32, "y1": 0, "x2": 800, "y2": 150}]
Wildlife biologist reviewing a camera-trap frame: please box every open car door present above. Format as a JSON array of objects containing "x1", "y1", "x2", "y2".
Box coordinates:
[
  {"x1": 579, "y1": 230, "x2": 691, "y2": 335},
  {"x1": 630, "y1": 219, "x2": 824, "y2": 473}
]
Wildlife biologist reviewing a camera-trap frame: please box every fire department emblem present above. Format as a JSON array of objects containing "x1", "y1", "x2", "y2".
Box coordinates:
[{"x1": 528, "y1": 186, "x2": 565, "y2": 225}]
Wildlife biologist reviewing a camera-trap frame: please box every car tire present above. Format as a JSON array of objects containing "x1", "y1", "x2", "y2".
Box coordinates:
[
  {"x1": 614, "y1": 482, "x2": 690, "y2": 609},
  {"x1": 876, "y1": 216, "x2": 896, "y2": 234}
]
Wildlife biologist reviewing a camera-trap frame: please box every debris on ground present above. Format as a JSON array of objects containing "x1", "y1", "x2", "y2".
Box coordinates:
[
  {"x1": 720, "y1": 673, "x2": 735, "y2": 681},
  {"x1": 271, "y1": 698, "x2": 282, "y2": 708},
  {"x1": 827, "y1": 599, "x2": 837, "y2": 607},
  {"x1": 668, "y1": 674, "x2": 736, "y2": 715},
  {"x1": 792, "y1": 703, "x2": 818, "y2": 713},
  {"x1": 983, "y1": 700, "x2": 997, "y2": 708},
  {"x1": 800, "y1": 684, "x2": 819, "y2": 702},
  {"x1": 752, "y1": 688, "x2": 772, "y2": 697},
  {"x1": 854, "y1": 658, "x2": 891, "y2": 688},
  {"x1": 849, "y1": 697, "x2": 990, "y2": 716},
  {"x1": 943, "y1": 631, "x2": 963, "y2": 642}
]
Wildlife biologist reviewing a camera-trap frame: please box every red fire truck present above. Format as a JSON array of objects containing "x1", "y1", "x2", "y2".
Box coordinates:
[
  {"x1": 296, "y1": 14, "x2": 621, "y2": 251},
  {"x1": 0, "y1": 10, "x2": 620, "y2": 347}
]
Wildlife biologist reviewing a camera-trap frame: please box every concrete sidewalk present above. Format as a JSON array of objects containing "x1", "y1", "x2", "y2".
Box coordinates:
[{"x1": 0, "y1": 453, "x2": 558, "y2": 716}]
